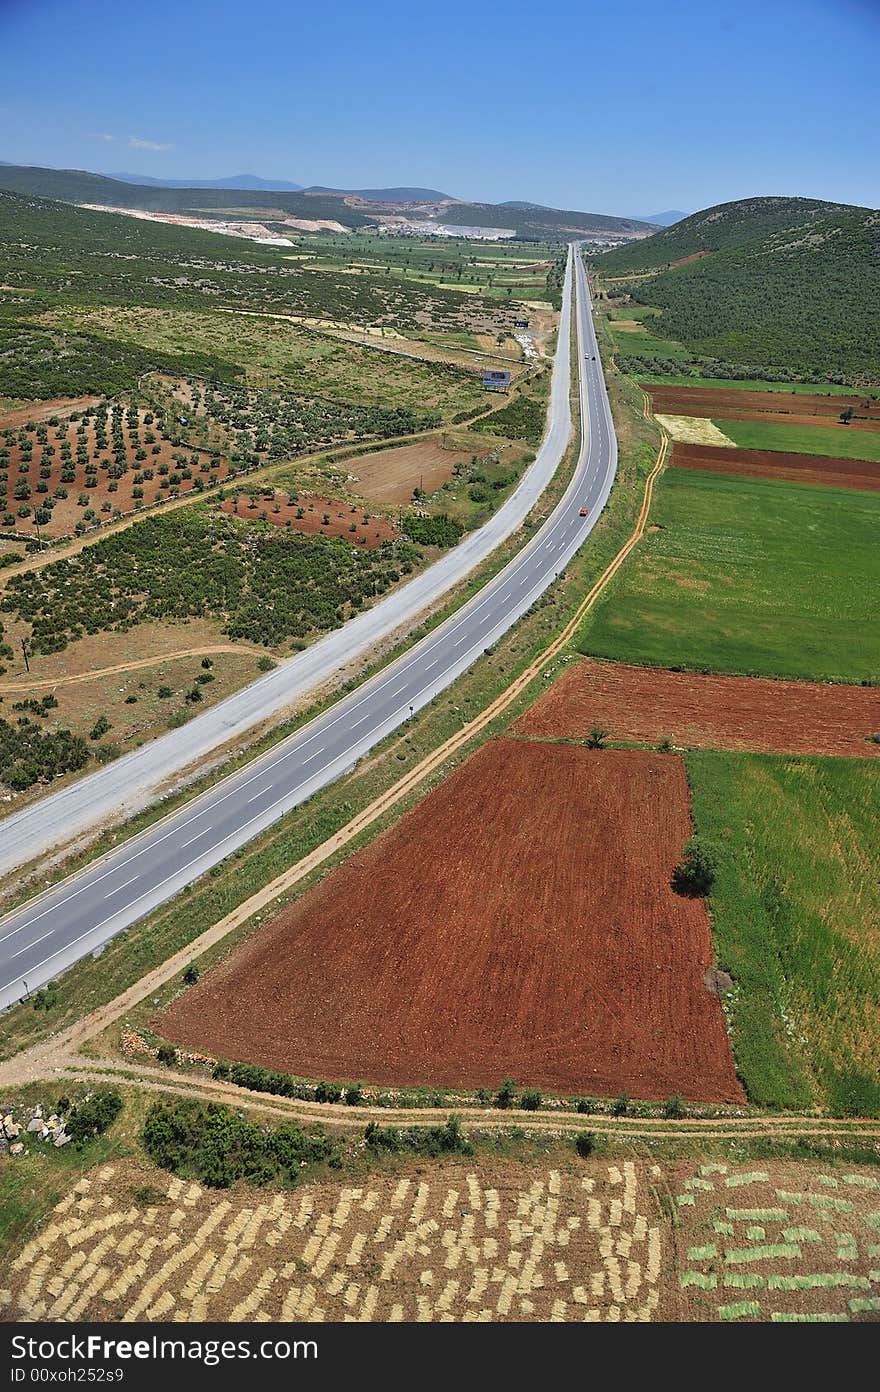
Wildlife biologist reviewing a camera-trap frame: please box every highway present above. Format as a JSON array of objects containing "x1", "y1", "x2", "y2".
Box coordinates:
[
  {"x1": 0, "y1": 247, "x2": 617, "y2": 1010},
  {"x1": 0, "y1": 250, "x2": 578, "y2": 879}
]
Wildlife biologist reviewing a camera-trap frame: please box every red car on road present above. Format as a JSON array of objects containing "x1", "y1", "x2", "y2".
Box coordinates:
[{"x1": 579, "y1": 507, "x2": 589, "y2": 517}]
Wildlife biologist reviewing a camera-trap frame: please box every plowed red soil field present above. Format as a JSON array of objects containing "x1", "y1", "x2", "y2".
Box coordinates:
[
  {"x1": 221, "y1": 491, "x2": 397, "y2": 547},
  {"x1": 348, "y1": 439, "x2": 472, "y2": 504},
  {"x1": 669, "y1": 441, "x2": 880, "y2": 491},
  {"x1": 644, "y1": 384, "x2": 880, "y2": 424},
  {"x1": 161, "y1": 739, "x2": 744, "y2": 1103},
  {"x1": 515, "y1": 659, "x2": 880, "y2": 758}
]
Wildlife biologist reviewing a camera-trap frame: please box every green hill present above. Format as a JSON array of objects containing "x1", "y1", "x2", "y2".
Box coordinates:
[
  {"x1": 0, "y1": 163, "x2": 652, "y2": 242},
  {"x1": 595, "y1": 196, "x2": 880, "y2": 378}
]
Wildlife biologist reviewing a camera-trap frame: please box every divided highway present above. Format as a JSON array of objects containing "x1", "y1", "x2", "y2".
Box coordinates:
[{"x1": 0, "y1": 248, "x2": 617, "y2": 1010}]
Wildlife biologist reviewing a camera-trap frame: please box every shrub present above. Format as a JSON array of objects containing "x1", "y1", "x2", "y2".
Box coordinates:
[
  {"x1": 611, "y1": 1092, "x2": 630, "y2": 1117},
  {"x1": 495, "y1": 1078, "x2": 517, "y2": 1109},
  {"x1": 314, "y1": 1081, "x2": 343, "y2": 1104},
  {"x1": 141, "y1": 1099, "x2": 338, "y2": 1188},
  {"x1": 257, "y1": 655, "x2": 276, "y2": 672},
  {"x1": 663, "y1": 1092, "x2": 686, "y2": 1119},
  {"x1": 364, "y1": 1116, "x2": 472, "y2": 1157},
  {"x1": 182, "y1": 963, "x2": 200, "y2": 986},
  {"x1": 66, "y1": 1089, "x2": 122, "y2": 1146},
  {"x1": 672, "y1": 837, "x2": 720, "y2": 897},
  {"x1": 585, "y1": 727, "x2": 610, "y2": 749},
  {"x1": 575, "y1": 1131, "x2": 596, "y2": 1157},
  {"x1": 520, "y1": 1090, "x2": 542, "y2": 1111},
  {"x1": 156, "y1": 1043, "x2": 177, "y2": 1065},
  {"x1": 345, "y1": 1084, "x2": 363, "y2": 1106}
]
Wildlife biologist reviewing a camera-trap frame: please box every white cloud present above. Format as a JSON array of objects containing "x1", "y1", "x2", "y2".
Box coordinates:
[
  {"x1": 91, "y1": 132, "x2": 116, "y2": 142},
  {"x1": 129, "y1": 137, "x2": 173, "y2": 151}
]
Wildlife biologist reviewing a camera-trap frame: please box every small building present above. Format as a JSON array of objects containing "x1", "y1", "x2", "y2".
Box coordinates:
[{"x1": 482, "y1": 369, "x2": 512, "y2": 392}]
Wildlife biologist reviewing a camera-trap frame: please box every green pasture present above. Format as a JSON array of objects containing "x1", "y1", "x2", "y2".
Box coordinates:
[
  {"x1": 686, "y1": 752, "x2": 880, "y2": 1114},
  {"x1": 718, "y1": 418, "x2": 880, "y2": 463},
  {"x1": 578, "y1": 468, "x2": 880, "y2": 683}
]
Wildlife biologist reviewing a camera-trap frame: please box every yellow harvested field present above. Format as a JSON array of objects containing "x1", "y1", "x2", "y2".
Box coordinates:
[
  {"x1": 655, "y1": 414, "x2": 736, "y2": 447},
  {"x1": 1, "y1": 1158, "x2": 666, "y2": 1323},
  {"x1": 5, "y1": 1157, "x2": 878, "y2": 1322}
]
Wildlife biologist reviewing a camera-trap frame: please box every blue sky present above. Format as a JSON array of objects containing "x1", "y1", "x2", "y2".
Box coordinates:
[{"x1": 1, "y1": 0, "x2": 877, "y2": 215}]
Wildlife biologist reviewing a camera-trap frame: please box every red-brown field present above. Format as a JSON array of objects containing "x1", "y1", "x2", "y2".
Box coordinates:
[
  {"x1": 161, "y1": 739, "x2": 743, "y2": 1103},
  {"x1": 515, "y1": 659, "x2": 880, "y2": 758},
  {"x1": 644, "y1": 384, "x2": 880, "y2": 426},
  {"x1": 0, "y1": 403, "x2": 234, "y2": 540},
  {"x1": 221, "y1": 491, "x2": 397, "y2": 547},
  {"x1": 669, "y1": 441, "x2": 880, "y2": 491},
  {"x1": 0, "y1": 396, "x2": 102, "y2": 431},
  {"x1": 347, "y1": 438, "x2": 472, "y2": 504}
]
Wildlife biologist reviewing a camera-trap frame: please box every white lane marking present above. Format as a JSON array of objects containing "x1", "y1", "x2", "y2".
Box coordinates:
[
  {"x1": 246, "y1": 790, "x2": 268, "y2": 804},
  {"x1": 179, "y1": 831, "x2": 210, "y2": 849},
  {"x1": 11, "y1": 928, "x2": 58, "y2": 959},
  {"x1": 103, "y1": 875, "x2": 139, "y2": 898},
  {"x1": 0, "y1": 256, "x2": 613, "y2": 962}
]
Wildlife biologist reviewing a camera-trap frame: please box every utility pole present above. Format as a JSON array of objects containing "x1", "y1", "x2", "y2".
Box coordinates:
[{"x1": 20, "y1": 638, "x2": 30, "y2": 674}]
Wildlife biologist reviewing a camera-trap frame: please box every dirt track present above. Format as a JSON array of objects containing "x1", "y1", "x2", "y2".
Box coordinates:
[
  {"x1": 670, "y1": 441, "x2": 880, "y2": 491},
  {"x1": 161, "y1": 739, "x2": 743, "y2": 1104},
  {"x1": 516, "y1": 659, "x2": 880, "y2": 758}
]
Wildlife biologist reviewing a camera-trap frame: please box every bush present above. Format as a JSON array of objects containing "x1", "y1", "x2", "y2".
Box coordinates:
[
  {"x1": 663, "y1": 1092, "x2": 686, "y2": 1119},
  {"x1": 182, "y1": 963, "x2": 200, "y2": 986},
  {"x1": 672, "y1": 837, "x2": 720, "y2": 897},
  {"x1": 66, "y1": 1088, "x2": 122, "y2": 1146},
  {"x1": 520, "y1": 1090, "x2": 542, "y2": 1111},
  {"x1": 585, "y1": 727, "x2": 610, "y2": 749},
  {"x1": 364, "y1": 1116, "x2": 472, "y2": 1158},
  {"x1": 141, "y1": 1099, "x2": 339, "y2": 1188},
  {"x1": 314, "y1": 1081, "x2": 343, "y2": 1104},
  {"x1": 575, "y1": 1130, "x2": 596, "y2": 1157},
  {"x1": 611, "y1": 1093, "x2": 629, "y2": 1117},
  {"x1": 345, "y1": 1084, "x2": 363, "y2": 1106},
  {"x1": 156, "y1": 1043, "x2": 177, "y2": 1065},
  {"x1": 495, "y1": 1078, "x2": 517, "y2": 1109}
]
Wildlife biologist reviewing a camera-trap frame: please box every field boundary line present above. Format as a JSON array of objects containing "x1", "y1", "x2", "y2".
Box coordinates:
[
  {"x1": 27, "y1": 1058, "x2": 880, "y2": 1141},
  {"x1": 0, "y1": 413, "x2": 670, "y2": 1079}
]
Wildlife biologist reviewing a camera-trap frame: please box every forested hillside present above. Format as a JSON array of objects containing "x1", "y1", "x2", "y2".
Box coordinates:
[{"x1": 596, "y1": 197, "x2": 880, "y2": 377}]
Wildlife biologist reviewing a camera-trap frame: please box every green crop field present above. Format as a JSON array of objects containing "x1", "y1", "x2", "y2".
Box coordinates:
[
  {"x1": 578, "y1": 469, "x2": 880, "y2": 683},
  {"x1": 609, "y1": 326, "x2": 690, "y2": 359},
  {"x1": 686, "y1": 751, "x2": 880, "y2": 1114},
  {"x1": 718, "y1": 419, "x2": 880, "y2": 464}
]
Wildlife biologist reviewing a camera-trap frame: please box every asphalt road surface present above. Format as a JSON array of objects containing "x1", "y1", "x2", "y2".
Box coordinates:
[
  {"x1": 0, "y1": 251, "x2": 579, "y2": 879},
  {"x1": 0, "y1": 247, "x2": 617, "y2": 1009}
]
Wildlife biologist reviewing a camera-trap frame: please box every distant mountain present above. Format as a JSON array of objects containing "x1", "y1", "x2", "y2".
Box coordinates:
[
  {"x1": 497, "y1": 200, "x2": 549, "y2": 210},
  {"x1": 304, "y1": 186, "x2": 455, "y2": 202},
  {"x1": 107, "y1": 172, "x2": 305, "y2": 192},
  {"x1": 597, "y1": 195, "x2": 880, "y2": 377},
  {"x1": 0, "y1": 162, "x2": 654, "y2": 242},
  {"x1": 629, "y1": 210, "x2": 687, "y2": 226}
]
